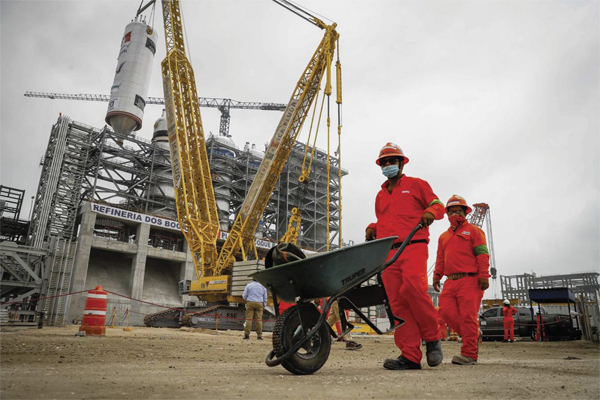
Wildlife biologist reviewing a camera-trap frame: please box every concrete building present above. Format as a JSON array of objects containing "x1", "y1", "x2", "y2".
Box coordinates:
[{"x1": 1, "y1": 115, "x2": 347, "y2": 326}]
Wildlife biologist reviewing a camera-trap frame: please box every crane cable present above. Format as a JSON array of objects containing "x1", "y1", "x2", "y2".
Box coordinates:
[{"x1": 335, "y1": 39, "x2": 342, "y2": 249}]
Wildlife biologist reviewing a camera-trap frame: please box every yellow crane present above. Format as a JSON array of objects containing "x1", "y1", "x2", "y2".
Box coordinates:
[
  {"x1": 160, "y1": 0, "x2": 221, "y2": 296},
  {"x1": 210, "y1": 0, "x2": 341, "y2": 292},
  {"x1": 158, "y1": 0, "x2": 341, "y2": 303}
]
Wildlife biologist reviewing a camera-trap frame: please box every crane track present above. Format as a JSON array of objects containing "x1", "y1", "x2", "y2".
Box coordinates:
[{"x1": 144, "y1": 304, "x2": 277, "y2": 331}]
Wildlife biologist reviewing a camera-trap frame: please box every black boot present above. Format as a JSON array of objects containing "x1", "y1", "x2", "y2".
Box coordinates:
[
  {"x1": 383, "y1": 355, "x2": 422, "y2": 370},
  {"x1": 425, "y1": 340, "x2": 443, "y2": 367}
]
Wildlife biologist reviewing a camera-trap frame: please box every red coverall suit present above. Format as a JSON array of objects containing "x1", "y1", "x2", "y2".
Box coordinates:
[
  {"x1": 434, "y1": 221, "x2": 490, "y2": 361},
  {"x1": 535, "y1": 314, "x2": 545, "y2": 341},
  {"x1": 368, "y1": 175, "x2": 445, "y2": 364},
  {"x1": 503, "y1": 306, "x2": 517, "y2": 341}
]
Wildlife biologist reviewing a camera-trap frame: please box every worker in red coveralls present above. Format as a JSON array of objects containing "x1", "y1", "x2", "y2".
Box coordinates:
[
  {"x1": 365, "y1": 142, "x2": 445, "y2": 370},
  {"x1": 535, "y1": 312, "x2": 545, "y2": 341},
  {"x1": 433, "y1": 195, "x2": 490, "y2": 365},
  {"x1": 502, "y1": 299, "x2": 518, "y2": 342}
]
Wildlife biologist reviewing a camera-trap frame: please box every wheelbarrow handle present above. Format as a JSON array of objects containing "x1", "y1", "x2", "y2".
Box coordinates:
[{"x1": 381, "y1": 222, "x2": 424, "y2": 269}]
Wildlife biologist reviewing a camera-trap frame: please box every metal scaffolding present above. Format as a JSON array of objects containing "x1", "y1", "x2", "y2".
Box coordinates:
[
  {"x1": 501, "y1": 272, "x2": 600, "y2": 304},
  {"x1": 27, "y1": 115, "x2": 347, "y2": 253},
  {"x1": 206, "y1": 136, "x2": 347, "y2": 252}
]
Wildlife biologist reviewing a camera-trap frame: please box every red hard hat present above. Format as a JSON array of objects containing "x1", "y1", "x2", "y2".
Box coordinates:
[
  {"x1": 375, "y1": 142, "x2": 409, "y2": 165},
  {"x1": 445, "y1": 194, "x2": 473, "y2": 215}
]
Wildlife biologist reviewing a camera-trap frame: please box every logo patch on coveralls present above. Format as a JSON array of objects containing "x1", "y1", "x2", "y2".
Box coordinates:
[
  {"x1": 402, "y1": 190, "x2": 410, "y2": 193},
  {"x1": 461, "y1": 231, "x2": 470, "y2": 235}
]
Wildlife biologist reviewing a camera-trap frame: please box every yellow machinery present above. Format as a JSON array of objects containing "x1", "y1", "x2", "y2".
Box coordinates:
[
  {"x1": 159, "y1": 0, "x2": 341, "y2": 303},
  {"x1": 160, "y1": 0, "x2": 221, "y2": 300}
]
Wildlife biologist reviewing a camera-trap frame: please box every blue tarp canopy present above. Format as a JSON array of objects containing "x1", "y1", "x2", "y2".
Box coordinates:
[{"x1": 529, "y1": 288, "x2": 577, "y2": 304}]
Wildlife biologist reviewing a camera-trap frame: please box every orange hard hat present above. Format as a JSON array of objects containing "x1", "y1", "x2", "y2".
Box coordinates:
[
  {"x1": 375, "y1": 142, "x2": 409, "y2": 165},
  {"x1": 445, "y1": 194, "x2": 473, "y2": 215}
]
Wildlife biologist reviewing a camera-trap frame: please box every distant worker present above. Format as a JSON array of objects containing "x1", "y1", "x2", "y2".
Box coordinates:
[
  {"x1": 535, "y1": 311, "x2": 545, "y2": 342},
  {"x1": 502, "y1": 299, "x2": 517, "y2": 342},
  {"x1": 366, "y1": 142, "x2": 445, "y2": 370},
  {"x1": 433, "y1": 195, "x2": 490, "y2": 366},
  {"x1": 242, "y1": 279, "x2": 267, "y2": 340},
  {"x1": 436, "y1": 307, "x2": 448, "y2": 341},
  {"x1": 326, "y1": 300, "x2": 363, "y2": 350}
]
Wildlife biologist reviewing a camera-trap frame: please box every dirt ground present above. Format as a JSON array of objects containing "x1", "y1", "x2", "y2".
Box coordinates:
[{"x1": 1, "y1": 326, "x2": 599, "y2": 400}]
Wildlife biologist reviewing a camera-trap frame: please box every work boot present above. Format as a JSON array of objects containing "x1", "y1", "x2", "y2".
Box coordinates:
[
  {"x1": 383, "y1": 355, "x2": 422, "y2": 370},
  {"x1": 345, "y1": 341, "x2": 363, "y2": 351},
  {"x1": 452, "y1": 355, "x2": 477, "y2": 365},
  {"x1": 425, "y1": 340, "x2": 443, "y2": 367},
  {"x1": 243, "y1": 334, "x2": 250, "y2": 340}
]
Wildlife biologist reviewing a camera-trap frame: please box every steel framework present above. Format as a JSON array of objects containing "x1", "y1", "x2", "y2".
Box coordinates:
[{"x1": 27, "y1": 115, "x2": 346, "y2": 253}]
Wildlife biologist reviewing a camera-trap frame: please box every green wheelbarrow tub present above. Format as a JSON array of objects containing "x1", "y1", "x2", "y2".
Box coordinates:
[{"x1": 250, "y1": 236, "x2": 397, "y2": 303}]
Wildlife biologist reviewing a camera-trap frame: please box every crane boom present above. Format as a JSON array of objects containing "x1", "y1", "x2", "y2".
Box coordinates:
[
  {"x1": 160, "y1": 0, "x2": 220, "y2": 282},
  {"x1": 23, "y1": 91, "x2": 286, "y2": 111},
  {"x1": 24, "y1": 91, "x2": 285, "y2": 138},
  {"x1": 212, "y1": 3, "x2": 339, "y2": 277}
]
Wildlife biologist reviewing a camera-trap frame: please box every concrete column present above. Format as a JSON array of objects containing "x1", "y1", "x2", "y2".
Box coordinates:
[
  {"x1": 130, "y1": 222, "x2": 150, "y2": 312},
  {"x1": 68, "y1": 204, "x2": 97, "y2": 321},
  {"x1": 181, "y1": 241, "x2": 196, "y2": 305}
]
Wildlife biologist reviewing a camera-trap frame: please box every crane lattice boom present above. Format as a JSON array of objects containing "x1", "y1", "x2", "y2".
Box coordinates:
[{"x1": 213, "y1": 6, "x2": 340, "y2": 277}]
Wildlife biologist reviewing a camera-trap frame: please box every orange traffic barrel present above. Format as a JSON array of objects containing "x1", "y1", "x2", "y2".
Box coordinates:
[
  {"x1": 448, "y1": 329, "x2": 459, "y2": 341},
  {"x1": 79, "y1": 285, "x2": 107, "y2": 336}
]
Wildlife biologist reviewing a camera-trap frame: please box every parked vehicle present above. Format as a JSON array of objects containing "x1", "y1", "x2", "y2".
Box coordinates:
[{"x1": 479, "y1": 306, "x2": 582, "y2": 341}]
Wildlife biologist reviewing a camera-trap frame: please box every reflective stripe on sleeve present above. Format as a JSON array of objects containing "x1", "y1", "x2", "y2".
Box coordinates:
[{"x1": 474, "y1": 245, "x2": 489, "y2": 255}]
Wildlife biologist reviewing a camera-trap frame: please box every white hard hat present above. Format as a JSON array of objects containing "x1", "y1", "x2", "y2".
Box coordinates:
[{"x1": 503, "y1": 299, "x2": 510, "y2": 305}]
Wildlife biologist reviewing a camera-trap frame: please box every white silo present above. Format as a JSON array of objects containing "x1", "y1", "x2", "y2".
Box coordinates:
[
  {"x1": 208, "y1": 133, "x2": 237, "y2": 231},
  {"x1": 106, "y1": 18, "x2": 158, "y2": 135}
]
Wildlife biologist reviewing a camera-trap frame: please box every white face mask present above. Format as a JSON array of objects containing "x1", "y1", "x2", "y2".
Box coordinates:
[{"x1": 382, "y1": 165, "x2": 400, "y2": 178}]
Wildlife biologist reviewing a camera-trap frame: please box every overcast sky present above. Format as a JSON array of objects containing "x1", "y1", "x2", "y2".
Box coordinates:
[{"x1": 1, "y1": 0, "x2": 598, "y2": 296}]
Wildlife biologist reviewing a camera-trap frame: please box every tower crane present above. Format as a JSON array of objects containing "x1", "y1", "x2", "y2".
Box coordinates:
[
  {"x1": 467, "y1": 203, "x2": 497, "y2": 280},
  {"x1": 24, "y1": 91, "x2": 286, "y2": 137}
]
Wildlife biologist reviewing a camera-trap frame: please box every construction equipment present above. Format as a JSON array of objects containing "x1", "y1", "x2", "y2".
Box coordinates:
[
  {"x1": 194, "y1": 0, "x2": 341, "y2": 301},
  {"x1": 140, "y1": 0, "x2": 342, "y2": 328},
  {"x1": 23, "y1": 91, "x2": 286, "y2": 137},
  {"x1": 263, "y1": 0, "x2": 343, "y2": 250}
]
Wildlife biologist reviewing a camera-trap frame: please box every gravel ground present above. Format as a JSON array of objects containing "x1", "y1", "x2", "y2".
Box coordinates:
[{"x1": 1, "y1": 326, "x2": 599, "y2": 400}]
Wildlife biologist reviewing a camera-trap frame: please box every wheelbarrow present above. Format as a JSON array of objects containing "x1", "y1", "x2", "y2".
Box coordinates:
[{"x1": 250, "y1": 223, "x2": 423, "y2": 375}]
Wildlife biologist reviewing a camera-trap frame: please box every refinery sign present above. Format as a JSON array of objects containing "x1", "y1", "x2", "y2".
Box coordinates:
[
  {"x1": 90, "y1": 203, "x2": 276, "y2": 249},
  {"x1": 91, "y1": 203, "x2": 181, "y2": 231}
]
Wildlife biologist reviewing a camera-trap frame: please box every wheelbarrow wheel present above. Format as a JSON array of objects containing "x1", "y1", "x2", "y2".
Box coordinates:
[{"x1": 273, "y1": 303, "x2": 331, "y2": 375}]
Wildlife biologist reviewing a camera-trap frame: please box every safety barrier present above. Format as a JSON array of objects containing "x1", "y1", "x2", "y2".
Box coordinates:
[{"x1": 79, "y1": 286, "x2": 108, "y2": 336}]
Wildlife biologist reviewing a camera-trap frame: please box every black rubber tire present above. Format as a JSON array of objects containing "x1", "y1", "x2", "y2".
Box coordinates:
[
  {"x1": 272, "y1": 304, "x2": 331, "y2": 375},
  {"x1": 529, "y1": 327, "x2": 537, "y2": 341}
]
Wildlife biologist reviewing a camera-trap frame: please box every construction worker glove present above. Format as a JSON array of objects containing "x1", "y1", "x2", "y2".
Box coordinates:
[
  {"x1": 478, "y1": 278, "x2": 489, "y2": 291},
  {"x1": 421, "y1": 211, "x2": 435, "y2": 227},
  {"x1": 365, "y1": 227, "x2": 376, "y2": 241}
]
